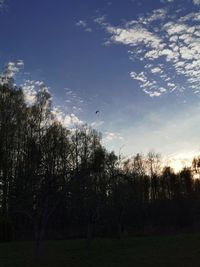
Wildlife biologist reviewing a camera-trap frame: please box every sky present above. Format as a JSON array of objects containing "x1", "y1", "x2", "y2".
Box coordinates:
[{"x1": 1, "y1": 0, "x2": 200, "y2": 170}]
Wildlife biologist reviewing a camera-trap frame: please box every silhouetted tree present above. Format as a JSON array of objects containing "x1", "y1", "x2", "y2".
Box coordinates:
[{"x1": 1, "y1": 78, "x2": 200, "y2": 255}]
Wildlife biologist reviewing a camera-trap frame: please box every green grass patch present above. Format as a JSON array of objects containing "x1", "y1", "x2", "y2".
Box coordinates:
[{"x1": 1, "y1": 234, "x2": 200, "y2": 267}]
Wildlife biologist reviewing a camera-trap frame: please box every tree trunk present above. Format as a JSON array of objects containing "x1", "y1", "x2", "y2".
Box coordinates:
[
  {"x1": 118, "y1": 222, "x2": 122, "y2": 239},
  {"x1": 86, "y1": 221, "x2": 93, "y2": 250},
  {"x1": 34, "y1": 218, "x2": 46, "y2": 258},
  {"x1": 34, "y1": 223, "x2": 41, "y2": 259}
]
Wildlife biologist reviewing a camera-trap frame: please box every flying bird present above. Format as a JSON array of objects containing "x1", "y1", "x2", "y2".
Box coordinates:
[{"x1": 95, "y1": 110, "x2": 100, "y2": 115}]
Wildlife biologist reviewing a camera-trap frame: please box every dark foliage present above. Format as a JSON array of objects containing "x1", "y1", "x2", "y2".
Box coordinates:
[{"x1": 1, "y1": 82, "x2": 200, "y2": 255}]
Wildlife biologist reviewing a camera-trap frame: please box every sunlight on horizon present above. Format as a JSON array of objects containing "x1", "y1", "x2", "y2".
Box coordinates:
[{"x1": 164, "y1": 151, "x2": 198, "y2": 173}]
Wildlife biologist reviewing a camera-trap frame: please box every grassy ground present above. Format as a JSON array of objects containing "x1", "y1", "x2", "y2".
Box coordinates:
[{"x1": 1, "y1": 234, "x2": 200, "y2": 267}]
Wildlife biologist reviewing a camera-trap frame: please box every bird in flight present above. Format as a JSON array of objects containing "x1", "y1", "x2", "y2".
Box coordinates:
[{"x1": 95, "y1": 110, "x2": 100, "y2": 115}]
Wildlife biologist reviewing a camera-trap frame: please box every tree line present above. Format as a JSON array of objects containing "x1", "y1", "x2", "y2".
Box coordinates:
[{"x1": 1, "y1": 80, "x2": 200, "y2": 255}]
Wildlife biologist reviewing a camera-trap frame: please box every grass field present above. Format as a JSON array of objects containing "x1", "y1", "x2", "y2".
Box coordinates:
[{"x1": 1, "y1": 234, "x2": 200, "y2": 267}]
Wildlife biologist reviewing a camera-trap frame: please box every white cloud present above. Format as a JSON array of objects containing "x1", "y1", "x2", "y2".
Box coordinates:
[
  {"x1": 76, "y1": 20, "x2": 87, "y2": 28},
  {"x1": 5, "y1": 61, "x2": 24, "y2": 78},
  {"x1": 103, "y1": 132, "x2": 124, "y2": 142},
  {"x1": 144, "y1": 50, "x2": 160, "y2": 60},
  {"x1": 193, "y1": 0, "x2": 200, "y2": 5},
  {"x1": 51, "y1": 107, "x2": 83, "y2": 128},
  {"x1": 161, "y1": 0, "x2": 174, "y2": 3},
  {"x1": 130, "y1": 70, "x2": 167, "y2": 97},
  {"x1": 22, "y1": 80, "x2": 38, "y2": 105},
  {"x1": 130, "y1": 71, "x2": 147, "y2": 83},
  {"x1": 64, "y1": 88, "x2": 85, "y2": 114},
  {"x1": 21, "y1": 79, "x2": 50, "y2": 106},
  {"x1": 164, "y1": 22, "x2": 195, "y2": 36},
  {"x1": 95, "y1": 7, "x2": 200, "y2": 97},
  {"x1": 107, "y1": 25, "x2": 164, "y2": 50},
  {"x1": 139, "y1": 8, "x2": 168, "y2": 24},
  {"x1": 94, "y1": 15, "x2": 107, "y2": 25},
  {"x1": 0, "y1": 60, "x2": 24, "y2": 85},
  {"x1": 151, "y1": 67, "x2": 162, "y2": 74},
  {"x1": 168, "y1": 82, "x2": 175, "y2": 87},
  {"x1": 0, "y1": 0, "x2": 6, "y2": 8},
  {"x1": 20, "y1": 76, "x2": 54, "y2": 110},
  {"x1": 76, "y1": 20, "x2": 92, "y2": 32},
  {"x1": 63, "y1": 113, "x2": 83, "y2": 127},
  {"x1": 91, "y1": 120, "x2": 104, "y2": 128},
  {"x1": 0, "y1": 61, "x2": 84, "y2": 131}
]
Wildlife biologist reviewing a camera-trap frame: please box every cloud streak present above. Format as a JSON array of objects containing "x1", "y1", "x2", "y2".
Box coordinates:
[
  {"x1": 0, "y1": 60, "x2": 24, "y2": 85},
  {"x1": 76, "y1": 20, "x2": 92, "y2": 32},
  {"x1": 193, "y1": 0, "x2": 200, "y2": 5},
  {"x1": 0, "y1": 0, "x2": 6, "y2": 8},
  {"x1": 51, "y1": 107, "x2": 83, "y2": 128},
  {"x1": 94, "y1": 6, "x2": 200, "y2": 97}
]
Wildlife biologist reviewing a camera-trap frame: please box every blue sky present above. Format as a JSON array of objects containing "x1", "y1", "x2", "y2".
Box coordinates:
[{"x1": 1, "y1": 0, "x2": 200, "y2": 169}]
